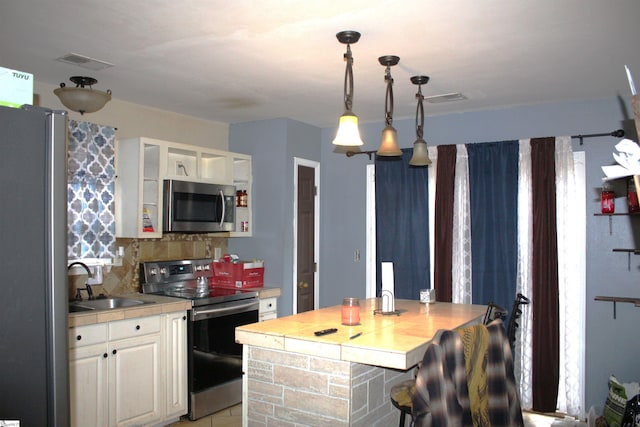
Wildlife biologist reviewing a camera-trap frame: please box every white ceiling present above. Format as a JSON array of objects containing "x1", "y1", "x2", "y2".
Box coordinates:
[{"x1": 1, "y1": 0, "x2": 639, "y2": 128}]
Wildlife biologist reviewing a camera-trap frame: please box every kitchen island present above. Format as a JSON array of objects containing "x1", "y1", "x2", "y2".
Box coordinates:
[{"x1": 235, "y1": 298, "x2": 486, "y2": 426}]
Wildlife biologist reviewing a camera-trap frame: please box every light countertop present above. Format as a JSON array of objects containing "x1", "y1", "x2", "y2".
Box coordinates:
[
  {"x1": 68, "y1": 286, "x2": 281, "y2": 328},
  {"x1": 247, "y1": 286, "x2": 281, "y2": 299},
  {"x1": 235, "y1": 298, "x2": 487, "y2": 370},
  {"x1": 68, "y1": 293, "x2": 191, "y2": 327}
]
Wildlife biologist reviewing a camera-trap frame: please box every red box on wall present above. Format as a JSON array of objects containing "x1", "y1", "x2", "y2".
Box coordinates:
[{"x1": 210, "y1": 261, "x2": 264, "y2": 289}]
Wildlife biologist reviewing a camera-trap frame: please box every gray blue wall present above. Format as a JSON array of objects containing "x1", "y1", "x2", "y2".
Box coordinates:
[
  {"x1": 231, "y1": 97, "x2": 640, "y2": 411},
  {"x1": 228, "y1": 118, "x2": 321, "y2": 319}
]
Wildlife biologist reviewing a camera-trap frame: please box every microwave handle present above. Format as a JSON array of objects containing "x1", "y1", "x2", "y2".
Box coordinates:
[{"x1": 219, "y1": 189, "x2": 225, "y2": 228}]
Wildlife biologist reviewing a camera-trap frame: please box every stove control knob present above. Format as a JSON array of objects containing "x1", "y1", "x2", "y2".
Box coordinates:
[
  {"x1": 203, "y1": 264, "x2": 210, "y2": 270},
  {"x1": 160, "y1": 267, "x2": 167, "y2": 276},
  {"x1": 149, "y1": 267, "x2": 158, "y2": 276}
]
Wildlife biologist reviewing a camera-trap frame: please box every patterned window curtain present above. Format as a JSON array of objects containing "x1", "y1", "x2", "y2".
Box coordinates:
[{"x1": 67, "y1": 120, "x2": 116, "y2": 260}]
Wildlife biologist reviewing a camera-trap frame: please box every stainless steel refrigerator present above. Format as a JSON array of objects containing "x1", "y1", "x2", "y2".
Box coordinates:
[{"x1": 0, "y1": 105, "x2": 69, "y2": 426}]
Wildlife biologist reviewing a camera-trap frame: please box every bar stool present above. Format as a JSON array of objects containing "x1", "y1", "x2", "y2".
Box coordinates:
[{"x1": 389, "y1": 377, "x2": 416, "y2": 427}]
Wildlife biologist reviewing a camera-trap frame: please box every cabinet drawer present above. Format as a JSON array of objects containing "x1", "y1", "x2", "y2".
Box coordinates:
[
  {"x1": 259, "y1": 312, "x2": 277, "y2": 322},
  {"x1": 69, "y1": 323, "x2": 108, "y2": 349},
  {"x1": 109, "y1": 315, "x2": 161, "y2": 341},
  {"x1": 259, "y1": 297, "x2": 277, "y2": 314}
]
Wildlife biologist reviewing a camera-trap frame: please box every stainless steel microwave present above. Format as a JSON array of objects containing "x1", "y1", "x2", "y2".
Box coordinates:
[{"x1": 163, "y1": 179, "x2": 236, "y2": 233}]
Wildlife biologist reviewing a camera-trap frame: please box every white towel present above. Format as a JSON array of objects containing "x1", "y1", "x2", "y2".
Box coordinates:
[{"x1": 381, "y1": 262, "x2": 395, "y2": 313}]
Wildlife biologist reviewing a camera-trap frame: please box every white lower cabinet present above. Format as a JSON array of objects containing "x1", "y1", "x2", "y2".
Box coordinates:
[
  {"x1": 164, "y1": 311, "x2": 188, "y2": 420},
  {"x1": 69, "y1": 312, "x2": 187, "y2": 427},
  {"x1": 69, "y1": 323, "x2": 109, "y2": 427},
  {"x1": 259, "y1": 297, "x2": 278, "y2": 321}
]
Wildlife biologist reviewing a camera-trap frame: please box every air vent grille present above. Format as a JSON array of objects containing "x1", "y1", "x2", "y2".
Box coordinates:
[
  {"x1": 56, "y1": 53, "x2": 114, "y2": 71},
  {"x1": 424, "y1": 92, "x2": 467, "y2": 104}
]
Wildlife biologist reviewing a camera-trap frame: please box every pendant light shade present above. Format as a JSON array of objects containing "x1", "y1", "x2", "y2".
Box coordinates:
[
  {"x1": 332, "y1": 31, "x2": 364, "y2": 146},
  {"x1": 408, "y1": 75, "x2": 432, "y2": 166},
  {"x1": 333, "y1": 112, "x2": 364, "y2": 146},
  {"x1": 376, "y1": 56, "x2": 402, "y2": 157},
  {"x1": 409, "y1": 138, "x2": 431, "y2": 166},
  {"x1": 378, "y1": 125, "x2": 402, "y2": 156},
  {"x1": 54, "y1": 76, "x2": 111, "y2": 115}
]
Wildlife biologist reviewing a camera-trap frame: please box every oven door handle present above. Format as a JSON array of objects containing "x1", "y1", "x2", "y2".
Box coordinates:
[{"x1": 191, "y1": 300, "x2": 259, "y2": 321}]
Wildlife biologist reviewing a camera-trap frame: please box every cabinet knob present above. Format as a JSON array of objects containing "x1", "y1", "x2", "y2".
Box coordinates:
[
  {"x1": 103, "y1": 353, "x2": 108, "y2": 359},
  {"x1": 76, "y1": 335, "x2": 82, "y2": 341},
  {"x1": 136, "y1": 325, "x2": 141, "y2": 330},
  {"x1": 112, "y1": 349, "x2": 117, "y2": 355},
  {"x1": 182, "y1": 316, "x2": 186, "y2": 321}
]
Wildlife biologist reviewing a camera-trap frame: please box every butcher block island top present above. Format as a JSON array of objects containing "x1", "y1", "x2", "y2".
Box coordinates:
[{"x1": 236, "y1": 298, "x2": 487, "y2": 370}]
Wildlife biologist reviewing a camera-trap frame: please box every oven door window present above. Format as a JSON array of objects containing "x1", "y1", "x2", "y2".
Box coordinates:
[
  {"x1": 173, "y1": 191, "x2": 222, "y2": 223},
  {"x1": 189, "y1": 308, "x2": 258, "y2": 393}
]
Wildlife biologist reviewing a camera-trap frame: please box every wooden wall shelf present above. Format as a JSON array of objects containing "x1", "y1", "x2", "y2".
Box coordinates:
[
  {"x1": 594, "y1": 212, "x2": 640, "y2": 234},
  {"x1": 594, "y1": 295, "x2": 640, "y2": 318}
]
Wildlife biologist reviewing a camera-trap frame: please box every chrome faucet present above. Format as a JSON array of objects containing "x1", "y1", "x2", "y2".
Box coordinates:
[{"x1": 68, "y1": 262, "x2": 94, "y2": 300}]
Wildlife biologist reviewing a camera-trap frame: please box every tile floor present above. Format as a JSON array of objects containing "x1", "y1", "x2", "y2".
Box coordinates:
[
  {"x1": 168, "y1": 405, "x2": 580, "y2": 427},
  {"x1": 168, "y1": 404, "x2": 242, "y2": 427},
  {"x1": 523, "y1": 411, "x2": 587, "y2": 427}
]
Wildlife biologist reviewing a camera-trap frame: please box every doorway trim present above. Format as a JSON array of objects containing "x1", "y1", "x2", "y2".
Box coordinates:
[
  {"x1": 293, "y1": 157, "x2": 320, "y2": 314},
  {"x1": 366, "y1": 164, "x2": 376, "y2": 299}
]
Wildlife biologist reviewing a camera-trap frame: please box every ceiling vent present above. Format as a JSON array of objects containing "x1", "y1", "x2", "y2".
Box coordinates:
[
  {"x1": 424, "y1": 92, "x2": 467, "y2": 104},
  {"x1": 56, "y1": 53, "x2": 114, "y2": 71}
]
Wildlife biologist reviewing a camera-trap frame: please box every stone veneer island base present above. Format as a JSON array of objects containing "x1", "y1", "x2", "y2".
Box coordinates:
[{"x1": 236, "y1": 298, "x2": 487, "y2": 426}]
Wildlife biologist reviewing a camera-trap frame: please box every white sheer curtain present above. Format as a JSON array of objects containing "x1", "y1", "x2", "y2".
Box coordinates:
[
  {"x1": 515, "y1": 139, "x2": 534, "y2": 409},
  {"x1": 555, "y1": 139, "x2": 586, "y2": 417},
  {"x1": 452, "y1": 144, "x2": 472, "y2": 304},
  {"x1": 428, "y1": 146, "x2": 438, "y2": 290}
]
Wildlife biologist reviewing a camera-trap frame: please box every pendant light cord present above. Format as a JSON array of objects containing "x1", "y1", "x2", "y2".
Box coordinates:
[
  {"x1": 343, "y1": 44, "x2": 354, "y2": 112},
  {"x1": 384, "y1": 65, "x2": 394, "y2": 126},
  {"x1": 415, "y1": 84, "x2": 424, "y2": 140}
]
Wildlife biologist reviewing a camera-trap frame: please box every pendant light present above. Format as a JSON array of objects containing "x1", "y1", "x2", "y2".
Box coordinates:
[
  {"x1": 332, "y1": 31, "x2": 364, "y2": 146},
  {"x1": 408, "y1": 75, "x2": 432, "y2": 166},
  {"x1": 54, "y1": 76, "x2": 111, "y2": 115},
  {"x1": 376, "y1": 56, "x2": 402, "y2": 156}
]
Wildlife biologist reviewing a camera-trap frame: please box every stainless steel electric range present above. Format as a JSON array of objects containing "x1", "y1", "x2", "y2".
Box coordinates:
[{"x1": 139, "y1": 258, "x2": 259, "y2": 421}]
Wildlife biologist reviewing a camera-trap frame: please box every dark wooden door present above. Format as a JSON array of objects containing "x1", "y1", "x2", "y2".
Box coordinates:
[{"x1": 296, "y1": 165, "x2": 315, "y2": 313}]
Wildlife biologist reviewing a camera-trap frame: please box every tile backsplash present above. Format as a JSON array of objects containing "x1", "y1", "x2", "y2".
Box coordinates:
[{"x1": 68, "y1": 234, "x2": 228, "y2": 298}]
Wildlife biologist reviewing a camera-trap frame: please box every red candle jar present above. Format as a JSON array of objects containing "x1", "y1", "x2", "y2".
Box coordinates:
[
  {"x1": 601, "y1": 183, "x2": 615, "y2": 214},
  {"x1": 628, "y1": 178, "x2": 639, "y2": 213},
  {"x1": 341, "y1": 297, "x2": 360, "y2": 325}
]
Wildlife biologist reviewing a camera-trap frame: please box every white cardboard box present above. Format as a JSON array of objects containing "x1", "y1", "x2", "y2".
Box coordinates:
[{"x1": 0, "y1": 67, "x2": 34, "y2": 108}]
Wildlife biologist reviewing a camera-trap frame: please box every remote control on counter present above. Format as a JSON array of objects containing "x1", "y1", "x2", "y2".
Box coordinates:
[{"x1": 314, "y1": 328, "x2": 338, "y2": 336}]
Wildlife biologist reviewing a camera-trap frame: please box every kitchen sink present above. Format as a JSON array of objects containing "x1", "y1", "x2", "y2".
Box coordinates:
[
  {"x1": 68, "y1": 304, "x2": 94, "y2": 313},
  {"x1": 69, "y1": 297, "x2": 154, "y2": 312}
]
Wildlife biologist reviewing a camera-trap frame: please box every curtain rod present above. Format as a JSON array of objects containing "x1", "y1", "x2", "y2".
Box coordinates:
[
  {"x1": 572, "y1": 129, "x2": 624, "y2": 145},
  {"x1": 345, "y1": 129, "x2": 626, "y2": 158}
]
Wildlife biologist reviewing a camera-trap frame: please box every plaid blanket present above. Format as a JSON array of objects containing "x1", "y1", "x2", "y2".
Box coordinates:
[{"x1": 412, "y1": 319, "x2": 523, "y2": 427}]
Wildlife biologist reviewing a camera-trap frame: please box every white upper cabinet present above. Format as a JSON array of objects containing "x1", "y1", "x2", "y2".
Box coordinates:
[{"x1": 115, "y1": 137, "x2": 252, "y2": 238}]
